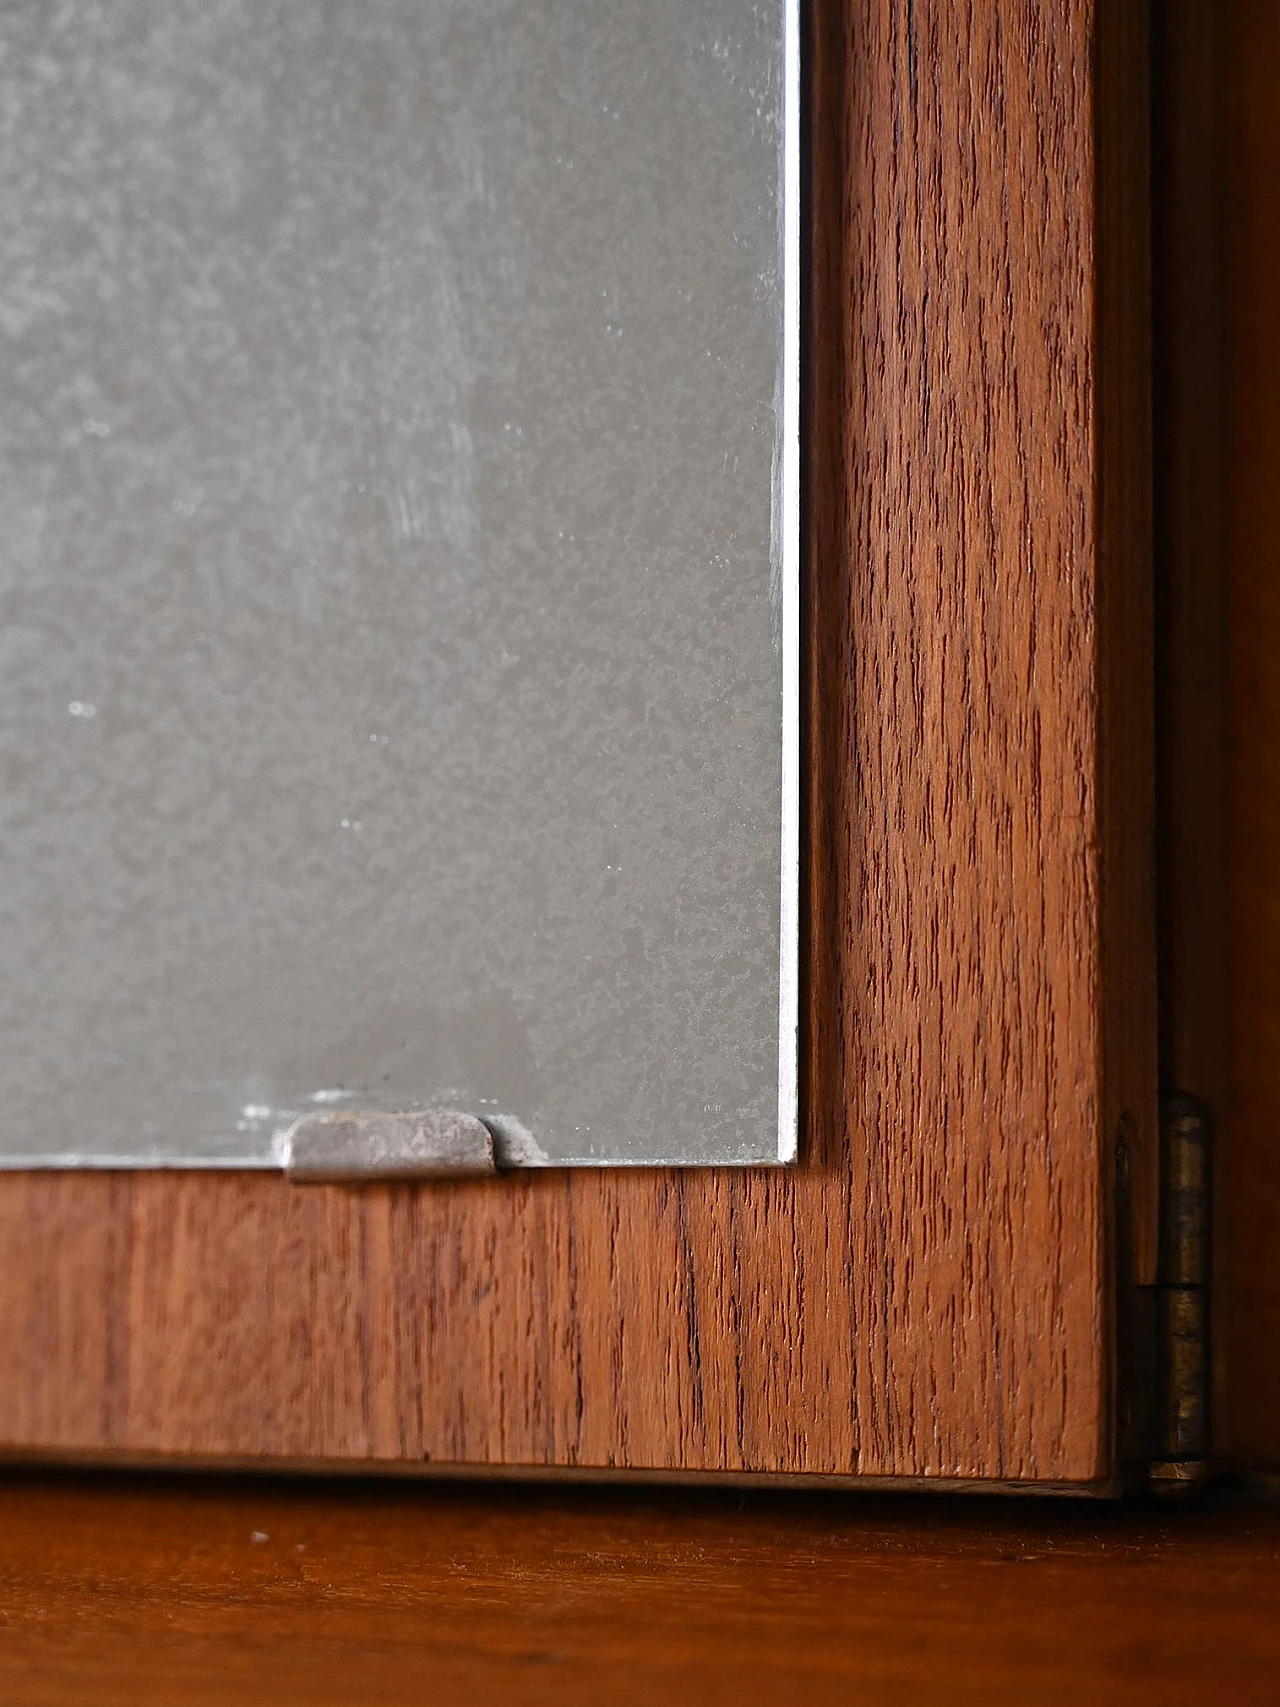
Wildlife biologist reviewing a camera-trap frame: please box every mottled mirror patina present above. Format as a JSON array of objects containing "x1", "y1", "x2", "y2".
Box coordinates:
[{"x1": 0, "y1": 0, "x2": 798, "y2": 1167}]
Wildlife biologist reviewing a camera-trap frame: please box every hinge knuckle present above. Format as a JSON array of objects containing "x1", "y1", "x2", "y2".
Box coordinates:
[{"x1": 1143, "y1": 1094, "x2": 1213, "y2": 1493}]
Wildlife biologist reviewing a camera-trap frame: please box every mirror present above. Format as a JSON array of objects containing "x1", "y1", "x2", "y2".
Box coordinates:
[{"x1": 0, "y1": 0, "x2": 797, "y2": 1168}]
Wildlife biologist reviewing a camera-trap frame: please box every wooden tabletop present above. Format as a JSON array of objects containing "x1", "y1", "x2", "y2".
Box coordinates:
[{"x1": 0, "y1": 1471, "x2": 1276, "y2": 1705}]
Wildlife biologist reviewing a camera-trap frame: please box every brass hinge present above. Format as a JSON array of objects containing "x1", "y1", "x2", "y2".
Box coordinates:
[{"x1": 1119, "y1": 1095, "x2": 1213, "y2": 1492}]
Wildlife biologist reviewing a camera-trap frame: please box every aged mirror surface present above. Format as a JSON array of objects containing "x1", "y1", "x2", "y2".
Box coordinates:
[{"x1": 0, "y1": 0, "x2": 797, "y2": 1167}]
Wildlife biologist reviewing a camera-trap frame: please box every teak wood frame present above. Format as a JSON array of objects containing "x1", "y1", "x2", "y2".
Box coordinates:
[{"x1": 0, "y1": 0, "x2": 1156, "y2": 1488}]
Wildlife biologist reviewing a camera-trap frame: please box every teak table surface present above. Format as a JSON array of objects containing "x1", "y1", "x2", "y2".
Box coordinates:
[{"x1": 0, "y1": 1471, "x2": 1275, "y2": 1706}]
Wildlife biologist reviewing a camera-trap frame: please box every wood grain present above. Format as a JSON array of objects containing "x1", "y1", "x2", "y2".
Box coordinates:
[
  {"x1": 0, "y1": 1, "x2": 1156, "y2": 1484},
  {"x1": 1, "y1": 1473, "x2": 1278, "y2": 1706},
  {"x1": 1222, "y1": 0, "x2": 1280, "y2": 1471}
]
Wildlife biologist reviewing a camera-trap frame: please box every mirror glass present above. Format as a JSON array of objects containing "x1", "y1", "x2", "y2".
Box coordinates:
[{"x1": 0, "y1": 0, "x2": 797, "y2": 1167}]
